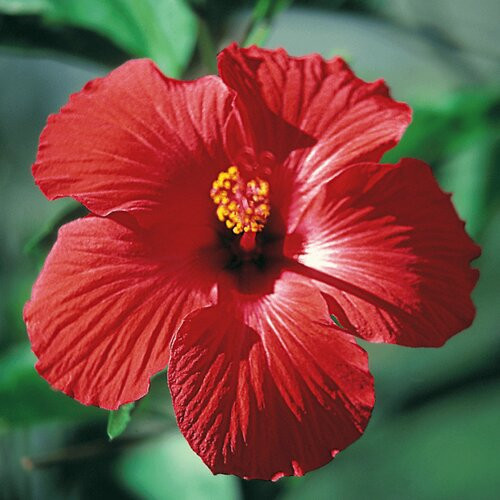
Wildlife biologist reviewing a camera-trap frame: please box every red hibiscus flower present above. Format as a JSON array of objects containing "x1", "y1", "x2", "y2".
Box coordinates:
[{"x1": 25, "y1": 44, "x2": 479, "y2": 480}]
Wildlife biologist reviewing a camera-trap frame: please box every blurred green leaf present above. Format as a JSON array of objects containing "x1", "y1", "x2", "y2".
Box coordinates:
[
  {"x1": 243, "y1": 0, "x2": 292, "y2": 46},
  {"x1": 281, "y1": 381, "x2": 500, "y2": 499},
  {"x1": 24, "y1": 199, "x2": 85, "y2": 261},
  {"x1": 116, "y1": 433, "x2": 241, "y2": 500},
  {"x1": 0, "y1": 343, "x2": 104, "y2": 430},
  {"x1": 196, "y1": 16, "x2": 218, "y2": 74},
  {"x1": 0, "y1": 0, "x2": 198, "y2": 75},
  {"x1": 107, "y1": 403, "x2": 135, "y2": 441},
  {"x1": 437, "y1": 130, "x2": 495, "y2": 238},
  {"x1": 384, "y1": 88, "x2": 500, "y2": 166},
  {"x1": 0, "y1": 14, "x2": 131, "y2": 67}
]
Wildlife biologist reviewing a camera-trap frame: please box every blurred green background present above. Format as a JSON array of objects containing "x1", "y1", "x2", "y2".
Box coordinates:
[{"x1": 0, "y1": 0, "x2": 499, "y2": 498}]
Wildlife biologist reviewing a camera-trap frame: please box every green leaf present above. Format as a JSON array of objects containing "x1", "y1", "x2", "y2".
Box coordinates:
[
  {"x1": 107, "y1": 403, "x2": 136, "y2": 441},
  {"x1": 116, "y1": 432, "x2": 241, "y2": 500},
  {"x1": 0, "y1": 0, "x2": 198, "y2": 76},
  {"x1": 0, "y1": 343, "x2": 105, "y2": 431}
]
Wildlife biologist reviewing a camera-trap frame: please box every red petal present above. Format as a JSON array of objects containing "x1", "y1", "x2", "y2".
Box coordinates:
[
  {"x1": 168, "y1": 273, "x2": 373, "y2": 480},
  {"x1": 218, "y1": 44, "x2": 411, "y2": 188},
  {"x1": 24, "y1": 216, "x2": 215, "y2": 409},
  {"x1": 286, "y1": 160, "x2": 480, "y2": 347},
  {"x1": 33, "y1": 59, "x2": 234, "y2": 222}
]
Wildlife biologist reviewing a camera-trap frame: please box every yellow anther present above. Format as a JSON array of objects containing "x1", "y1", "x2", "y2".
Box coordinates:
[
  {"x1": 210, "y1": 165, "x2": 270, "y2": 234},
  {"x1": 216, "y1": 205, "x2": 228, "y2": 222},
  {"x1": 258, "y1": 182, "x2": 269, "y2": 196}
]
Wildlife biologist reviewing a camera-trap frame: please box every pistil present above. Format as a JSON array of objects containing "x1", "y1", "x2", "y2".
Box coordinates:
[{"x1": 239, "y1": 231, "x2": 257, "y2": 252}]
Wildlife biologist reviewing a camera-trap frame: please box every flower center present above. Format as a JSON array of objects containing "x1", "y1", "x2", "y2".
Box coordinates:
[{"x1": 210, "y1": 166, "x2": 270, "y2": 235}]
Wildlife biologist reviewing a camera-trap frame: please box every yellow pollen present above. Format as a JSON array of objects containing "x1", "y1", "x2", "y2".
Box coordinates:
[{"x1": 210, "y1": 165, "x2": 270, "y2": 234}]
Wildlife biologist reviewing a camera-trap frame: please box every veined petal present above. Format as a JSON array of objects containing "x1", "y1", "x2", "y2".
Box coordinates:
[
  {"x1": 168, "y1": 273, "x2": 373, "y2": 480},
  {"x1": 218, "y1": 44, "x2": 411, "y2": 190},
  {"x1": 24, "y1": 216, "x2": 216, "y2": 409},
  {"x1": 33, "y1": 59, "x2": 234, "y2": 223},
  {"x1": 286, "y1": 160, "x2": 480, "y2": 347}
]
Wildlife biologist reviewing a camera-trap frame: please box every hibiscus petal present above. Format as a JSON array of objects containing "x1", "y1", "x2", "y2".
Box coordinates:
[
  {"x1": 286, "y1": 159, "x2": 480, "y2": 347},
  {"x1": 217, "y1": 44, "x2": 411, "y2": 188},
  {"x1": 24, "y1": 216, "x2": 216, "y2": 409},
  {"x1": 168, "y1": 273, "x2": 373, "y2": 479},
  {"x1": 33, "y1": 59, "x2": 234, "y2": 221}
]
